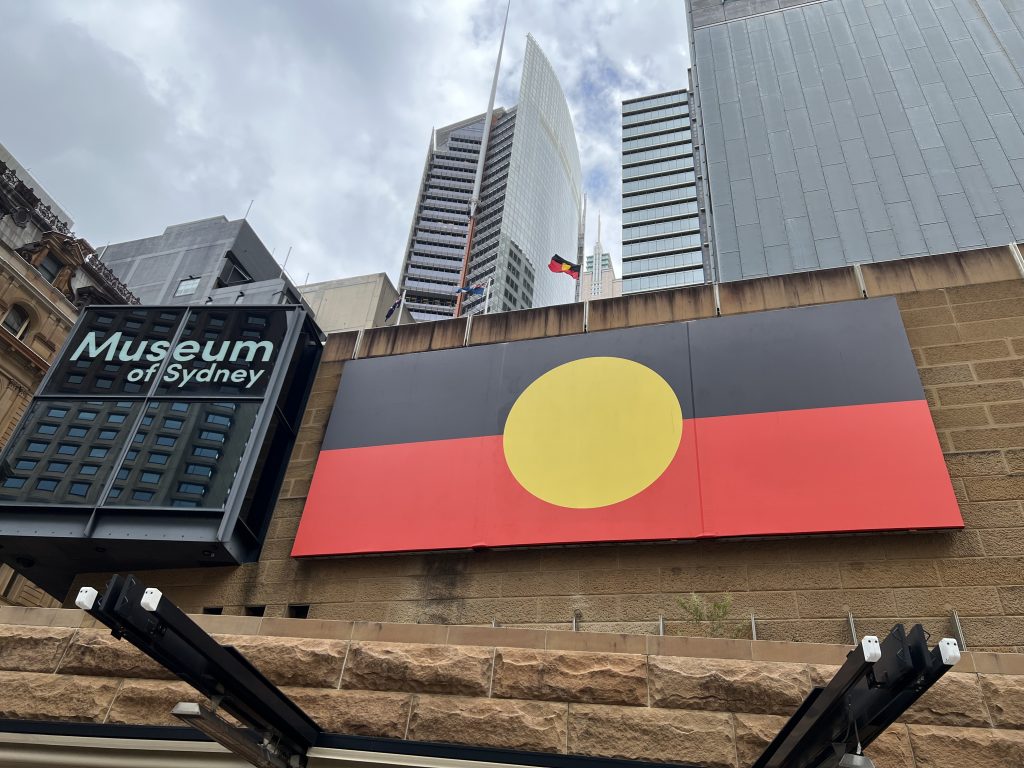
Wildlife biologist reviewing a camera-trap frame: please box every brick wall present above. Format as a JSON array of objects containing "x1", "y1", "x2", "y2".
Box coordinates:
[{"x1": 68, "y1": 247, "x2": 1024, "y2": 652}]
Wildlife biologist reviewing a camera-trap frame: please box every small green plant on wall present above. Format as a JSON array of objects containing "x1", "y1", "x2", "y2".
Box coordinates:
[{"x1": 678, "y1": 593, "x2": 750, "y2": 639}]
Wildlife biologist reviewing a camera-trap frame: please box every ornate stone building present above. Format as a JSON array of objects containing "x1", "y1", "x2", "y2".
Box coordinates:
[{"x1": 0, "y1": 151, "x2": 136, "y2": 607}]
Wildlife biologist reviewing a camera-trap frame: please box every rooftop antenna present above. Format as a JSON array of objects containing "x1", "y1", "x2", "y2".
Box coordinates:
[
  {"x1": 454, "y1": 0, "x2": 511, "y2": 318},
  {"x1": 243, "y1": 199, "x2": 254, "y2": 220}
]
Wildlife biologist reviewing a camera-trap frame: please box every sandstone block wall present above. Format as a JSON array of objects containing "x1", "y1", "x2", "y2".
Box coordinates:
[
  {"x1": 1, "y1": 611, "x2": 1023, "y2": 767},
  {"x1": 64, "y1": 247, "x2": 1024, "y2": 651}
]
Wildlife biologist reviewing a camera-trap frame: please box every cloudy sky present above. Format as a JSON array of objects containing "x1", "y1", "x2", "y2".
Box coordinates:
[{"x1": 4, "y1": 0, "x2": 688, "y2": 287}]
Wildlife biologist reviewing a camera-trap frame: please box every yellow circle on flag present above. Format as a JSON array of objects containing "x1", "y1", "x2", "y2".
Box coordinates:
[{"x1": 502, "y1": 357, "x2": 682, "y2": 508}]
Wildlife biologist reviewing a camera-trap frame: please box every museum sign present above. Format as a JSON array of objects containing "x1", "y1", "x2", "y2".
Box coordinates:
[{"x1": 0, "y1": 304, "x2": 322, "y2": 597}]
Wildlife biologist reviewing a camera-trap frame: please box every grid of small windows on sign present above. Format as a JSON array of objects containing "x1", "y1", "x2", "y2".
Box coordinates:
[
  {"x1": 621, "y1": 89, "x2": 705, "y2": 293},
  {"x1": 0, "y1": 307, "x2": 282, "y2": 512}
]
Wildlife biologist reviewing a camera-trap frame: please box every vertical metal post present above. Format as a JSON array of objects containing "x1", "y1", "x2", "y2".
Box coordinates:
[
  {"x1": 352, "y1": 328, "x2": 364, "y2": 360},
  {"x1": 853, "y1": 262, "x2": 868, "y2": 298},
  {"x1": 750, "y1": 614, "x2": 758, "y2": 641},
  {"x1": 1008, "y1": 241, "x2": 1024, "y2": 280},
  {"x1": 658, "y1": 615, "x2": 666, "y2": 636},
  {"x1": 454, "y1": 1, "x2": 510, "y2": 318},
  {"x1": 848, "y1": 612, "x2": 858, "y2": 645}
]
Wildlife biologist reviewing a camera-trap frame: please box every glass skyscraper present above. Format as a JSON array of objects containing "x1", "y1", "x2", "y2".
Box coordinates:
[
  {"x1": 685, "y1": 0, "x2": 1024, "y2": 282},
  {"x1": 620, "y1": 90, "x2": 706, "y2": 293},
  {"x1": 400, "y1": 36, "x2": 582, "y2": 319}
]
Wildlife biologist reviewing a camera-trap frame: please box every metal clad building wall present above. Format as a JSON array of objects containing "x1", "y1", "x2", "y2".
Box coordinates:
[{"x1": 689, "y1": 0, "x2": 1024, "y2": 281}]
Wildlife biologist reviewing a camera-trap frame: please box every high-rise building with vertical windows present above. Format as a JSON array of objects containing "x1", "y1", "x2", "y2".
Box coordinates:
[
  {"x1": 399, "y1": 35, "x2": 582, "y2": 320},
  {"x1": 685, "y1": 0, "x2": 1024, "y2": 282},
  {"x1": 578, "y1": 238, "x2": 621, "y2": 301},
  {"x1": 620, "y1": 89, "x2": 705, "y2": 294},
  {"x1": 398, "y1": 115, "x2": 488, "y2": 321}
]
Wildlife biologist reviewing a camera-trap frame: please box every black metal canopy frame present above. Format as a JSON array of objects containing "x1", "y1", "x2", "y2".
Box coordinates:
[
  {"x1": 752, "y1": 623, "x2": 961, "y2": 768},
  {"x1": 79, "y1": 573, "x2": 319, "y2": 768},
  {"x1": 69, "y1": 574, "x2": 960, "y2": 768}
]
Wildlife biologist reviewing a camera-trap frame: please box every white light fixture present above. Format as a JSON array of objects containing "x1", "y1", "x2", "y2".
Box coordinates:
[
  {"x1": 74, "y1": 586, "x2": 98, "y2": 611},
  {"x1": 140, "y1": 587, "x2": 163, "y2": 612}
]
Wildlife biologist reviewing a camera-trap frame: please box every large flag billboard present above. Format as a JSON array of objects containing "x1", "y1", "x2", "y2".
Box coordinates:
[{"x1": 294, "y1": 298, "x2": 961, "y2": 557}]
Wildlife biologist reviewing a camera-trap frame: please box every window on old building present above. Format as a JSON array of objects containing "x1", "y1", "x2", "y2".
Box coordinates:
[
  {"x1": 36, "y1": 253, "x2": 63, "y2": 283},
  {"x1": 1, "y1": 305, "x2": 30, "y2": 339}
]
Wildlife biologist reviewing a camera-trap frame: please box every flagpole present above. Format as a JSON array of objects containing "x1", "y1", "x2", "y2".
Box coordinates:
[{"x1": 454, "y1": 0, "x2": 511, "y2": 318}]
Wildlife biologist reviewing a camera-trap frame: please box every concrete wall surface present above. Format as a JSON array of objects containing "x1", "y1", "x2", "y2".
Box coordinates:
[{"x1": 65, "y1": 244, "x2": 1024, "y2": 652}]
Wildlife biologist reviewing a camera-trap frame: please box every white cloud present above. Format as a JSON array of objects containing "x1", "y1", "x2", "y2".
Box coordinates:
[{"x1": 1, "y1": 0, "x2": 687, "y2": 286}]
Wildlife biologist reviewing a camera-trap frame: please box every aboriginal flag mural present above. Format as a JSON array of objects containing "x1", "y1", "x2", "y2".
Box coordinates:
[{"x1": 292, "y1": 298, "x2": 962, "y2": 557}]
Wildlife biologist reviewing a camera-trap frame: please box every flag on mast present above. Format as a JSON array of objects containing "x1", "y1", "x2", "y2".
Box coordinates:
[
  {"x1": 385, "y1": 291, "x2": 405, "y2": 322},
  {"x1": 548, "y1": 254, "x2": 581, "y2": 280}
]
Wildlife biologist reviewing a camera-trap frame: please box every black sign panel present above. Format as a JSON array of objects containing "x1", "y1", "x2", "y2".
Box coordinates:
[{"x1": 0, "y1": 305, "x2": 323, "y2": 598}]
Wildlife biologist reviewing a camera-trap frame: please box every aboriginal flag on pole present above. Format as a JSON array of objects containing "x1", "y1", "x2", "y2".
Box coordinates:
[
  {"x1": 548, "y1": 254, "x2": 580, "y2": 279},
  {"x1": 293, "y1": 298, "x2": 962, "y2": 557}
]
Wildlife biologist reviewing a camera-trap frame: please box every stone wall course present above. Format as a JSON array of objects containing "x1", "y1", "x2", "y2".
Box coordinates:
[
  {"x1": 907, "y1": 724, "x2": 1024, "y2": 767},
  {"x1": 491, "y1": 648, "x2": 647, "y2": 705},
  {"x1": 648, "y1": 656, "x2": 811, "y2": 715},
  {"x1": 900, "y1": 672, "x2": 990, "y2": 728},
  {"x1": 408, "y1": 696, "x2": 567, "y2": 754},
  {"x1": 865, "y1": 725, "x2": 918, "y2": 768},
  {"x1": 56, "y1": 628, "x2": 175, "y2": 680},
  {"x1": 104, "y1": 679, "x2": 197, "y2": 727},
  {"x1": 212, "y1": 634, "x2": 347, "y2": 688},
  {"x1": 567, "y1": 704, "x2": 737, "y2": 767},
  {"x1": 284, "y1": 688, "x2": 412, "y2": 737},
  {"x1": 733, "y1": 713, "x2": 787, "y2": 767},
  {"x1": 0, "y1": 624, "x2": 75, "y2": 673},
  {"x1": 341, "y1": 642, "x2": 492, "y2": 696},
  {"x1": 0, "y1": 670, "x2": 119, "y2": 723}
]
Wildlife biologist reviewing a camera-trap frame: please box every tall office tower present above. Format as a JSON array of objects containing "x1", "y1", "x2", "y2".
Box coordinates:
[
  {"x1": 399, "y1": 35, "x2": 582, "y2": 319},
  {"x1": 578, "y1": 236, "x2": 622, "y2": 301},
  {"x1": 620, "y1": 89, "x2": 705, "y2": 294},
  {"x1": 685, "y1": 0, "x2": 1024, "y2": 282},
  {"x1": 399, "y1": 115, "x2": 487, "y2": 321},
  {"x1": 99, "y1": 217, "x2": 302, "y2": 306}
]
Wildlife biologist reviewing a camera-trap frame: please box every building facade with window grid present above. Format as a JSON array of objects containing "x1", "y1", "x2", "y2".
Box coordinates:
[
  {"x1": 400, "y1": 36, "x2": 583, "y2": 319},
  {"x1": 620, "y1": 90, "x2": 706, "y2": 294},
  {"x1": 398, "y1": 113, "x2": 489, "y2": 321}
]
